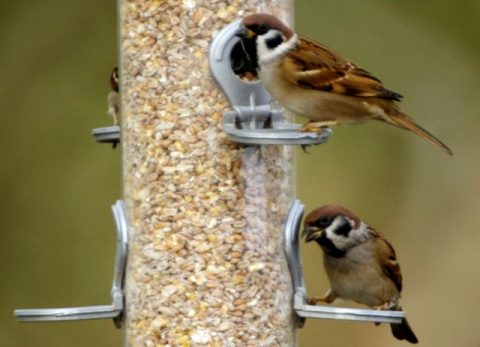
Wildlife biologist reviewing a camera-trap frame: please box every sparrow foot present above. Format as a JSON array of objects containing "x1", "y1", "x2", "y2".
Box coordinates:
[
  {"x1": 307, "y1": 296, "x2": 328, "y2": 305},
  {"x1": 372, "y1": 301, "x2": 396, "y2": 326},
  {"x1": 307, "y1": 289, "x2": 336, "y2": 305},
  {"x1": 373, "y1": 301, "x2": 396, "y2": 311},
  {"x1": 299, "y1": 122, "x2": 332, "y2": 153},
  {"x1": 300, "y1": 121, "x2": 335, "y2": 133}
]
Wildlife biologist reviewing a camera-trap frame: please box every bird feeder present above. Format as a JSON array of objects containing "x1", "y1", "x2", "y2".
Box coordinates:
[{"x1": 120, "y1": 1, "x2": 298, "y2": 346}]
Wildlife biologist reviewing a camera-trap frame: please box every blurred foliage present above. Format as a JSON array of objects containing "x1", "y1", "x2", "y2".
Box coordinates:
[{"x1": 0, "y1": 1, "x2": 479, "y2": 347}]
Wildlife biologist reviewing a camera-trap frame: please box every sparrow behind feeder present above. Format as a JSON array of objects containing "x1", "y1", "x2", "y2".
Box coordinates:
[
  {"x1": 108, "y1": 67, "x2": 120, "y2": 149},
  {"x1": 108, "y1": 67, "x2": 120, "y2": 126},
  {"x1": 303, "y1": 205, "x2": 418, "y2": 344},
  {"x1": 235, "y1": 13, "x2": 452, "y2": 155}
]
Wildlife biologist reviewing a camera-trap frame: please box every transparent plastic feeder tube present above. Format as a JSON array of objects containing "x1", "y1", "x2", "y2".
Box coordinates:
[{"x1": 120, "y1": 1, "x2": 295, "y2": 346}]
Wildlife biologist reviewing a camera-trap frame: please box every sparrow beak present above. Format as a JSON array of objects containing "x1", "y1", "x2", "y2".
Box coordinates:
[
  {"x1": 302, "y1": 225, "x2": 324, "y2": 243},
  {"x1": 236, "y1": 26, "x2": 256, "y2": 39}
]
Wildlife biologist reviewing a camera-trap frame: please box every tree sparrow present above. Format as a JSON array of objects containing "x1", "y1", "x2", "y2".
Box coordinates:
[
  {"x1": 108, "y1": 67, "x2": 120, "y2": 127},
  {"x1": 236, "y1": 14, "x2": 452, "y2": 155},
  {"x1": 303, "y1": 205, "x2": 418, "y2": 344},
  {"x1": 107, "y1": 67, "x2": 120, "y2": 149}
]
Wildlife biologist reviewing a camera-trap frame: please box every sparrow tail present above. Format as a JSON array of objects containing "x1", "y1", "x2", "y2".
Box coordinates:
[
  {"x1": 386, "y1": 111, "x2": 453, "y2": 155},
  {"x1": 390, "y1": 318, "x2": 418, "y2": 344}
]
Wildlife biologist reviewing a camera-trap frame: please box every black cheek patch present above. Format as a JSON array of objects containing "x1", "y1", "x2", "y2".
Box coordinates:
[
  {"x1": 334, "y1": 222, "x2": 352, "y2": 237},
  {"x1": 265, "y1": 34, "x2": 284, "y2": 49},
  {"x1": 318, "y1": 234, "x2": 346, "y2": 258}
]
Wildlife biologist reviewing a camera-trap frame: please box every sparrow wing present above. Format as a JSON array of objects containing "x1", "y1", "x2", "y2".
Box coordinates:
[
  {"x1": 374, "y1": 234, "x2": 403, "y2": 293},
  {"x1": 283, "y1": 37, "x2": 403, "y2": 101}
]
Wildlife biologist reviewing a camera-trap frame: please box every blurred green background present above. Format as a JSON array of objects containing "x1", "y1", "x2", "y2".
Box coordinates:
[{"x1": 1, "y1": 1, "x2": 479, "y2": 346}]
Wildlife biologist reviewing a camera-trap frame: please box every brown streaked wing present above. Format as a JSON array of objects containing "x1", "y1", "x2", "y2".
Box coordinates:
[
  {"x1": 283, "y1": 37, "x2": 403, "y2": 101},
  {"x1": 373, "y1": 232, "x2": 403, "y2": 293}
]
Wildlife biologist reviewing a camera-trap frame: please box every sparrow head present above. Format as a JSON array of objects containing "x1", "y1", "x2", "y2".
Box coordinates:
[
  {"x1": 303, "y1": 205, "x2": 367, "y2": 257},
  {"x1": 110, "y1": 67, "x2": 119, "y2": 92},
  {"x1": 236, "y1": 14, "x2": 296, "y2": 64},
  {"x1": 238, "y1": 14, "x2": 293, "y2": 40}
]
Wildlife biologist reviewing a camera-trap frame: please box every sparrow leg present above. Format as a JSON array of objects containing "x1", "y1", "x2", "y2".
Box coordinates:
[
  {"x1": 307, "y1": 289, "x2": 336, "y2": 305},
  {"x1": 373, "y1": 301, "x2": 397, "y2": 326},
  {"x1": 300, "y1": 121, "x2": 336, "y2": 133}
]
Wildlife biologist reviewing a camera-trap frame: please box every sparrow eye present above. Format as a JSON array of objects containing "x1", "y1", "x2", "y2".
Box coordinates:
[
  {"x1": 317, "y1": 216, "x2": 333, "y2": 227},
  {"x1": 258, "y1": 23, "x2": 268, "y2": 33}
]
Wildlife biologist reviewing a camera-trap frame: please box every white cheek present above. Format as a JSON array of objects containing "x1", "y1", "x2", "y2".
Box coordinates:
[
  {"x1": 325, "y1": 219, "x2": 368, "y2": 250},
  {"x1": 257, "y1": 33, "x2": 298, "y2": 64},
  {"x1": 325, "y1": 218, "x2": 352, "y2": 250}
]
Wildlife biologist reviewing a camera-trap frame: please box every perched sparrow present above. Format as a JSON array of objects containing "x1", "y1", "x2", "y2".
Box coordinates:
[
  {"x1": 237, "y1": 14, "x2": 452, "y2": 155},
  {"x1": 107, "y1": 67, "x2": 120, "y2": 148},
  {"x1": 108, "y1": 67, "x2": 120, "y2": 126},
  {"x1": 303, "y1": 205, "x2": 418, "y2": 344}
]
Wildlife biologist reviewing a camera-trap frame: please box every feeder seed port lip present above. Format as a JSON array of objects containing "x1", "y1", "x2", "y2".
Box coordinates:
[
  {"x1": 14, "y1": 200, "x2": 128, "y2": 328},
  {"x1": 14, "y1": 302, "x2": 122, "y2": 322},
  {"x1": 293, "y1": 292, "x2": 405, "y2": 324},
  {"x1": 284, "y1": 199, "x2": 406, "y2": 326},
  {"x1": 92, "y1": 126, "x2": 120, "y2": 144},
  {"x1": 210, "y1": 20, "x2": 332, "y2": 146},
  {"x1": 222, "y1": 122, "x2": 331, "y2": 145}
]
